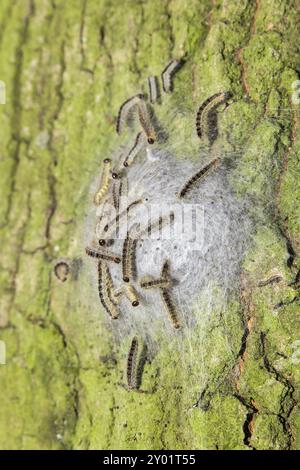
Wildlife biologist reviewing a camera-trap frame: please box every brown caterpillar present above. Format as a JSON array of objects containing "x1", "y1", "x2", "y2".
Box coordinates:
[
  {"x1": 112, "y1": 179, "x2": 122, "y2": 211},
  {"x1": 102, "y1": 263, "x2": 121, "y2": 306},
  {"x1": 85, "y1": 247, "x2": 121, "y2": 264},
  {"x1": 123, "y1": 284, "x2": 140, "y2": 307},
  {"x1": 258, "y1": 275, "x2": 283, "y2": 287},
  {"x1": 161, "y1": 59, "x2": 182, "y2": 93},
  {"x1": 138, "y1": 212, "x2": 174, "y2": 239},
  {"x1": 137, "y1": 100, "x2": 156, "y2": 145},
  {"x1": 160, "y1": 289, "x2": 180, "y2": 329},
  {"x1": 148, "y1": 76, "x2": 159, "y2": 104},
  {"x1": 122, "y1": 233, "x2": 137, "y2": 283},
  {"x1": 116, "y1": 94, "x2": 144, "y2": 134},
  {"x1": 196, "y1": 91, "x2": 232, "y2": 139},
  {"x1": 103, "y1": 199, "x2": 142, "y2": 234},
  {"x1": 140, "y1": 276, "x2": 171, "y2": 290},
  {"x1": 127, "y1": 336, "x2": 140, "y2": 390},
  {"x1": 97, "y1": 261, "x2": 119, "y2": 319},
  {"x1": 123, "y1": 132, "x2": 146, "y2": 167},
  {"x1": 178, "y1": 158, "x2": 220, "y2": 198},
  {"x1": 93, "y1": 158, "x2": 112, "y2": 205},
  {"x1": 54, "y1": 261, "x2": 70, "y2": 282}
]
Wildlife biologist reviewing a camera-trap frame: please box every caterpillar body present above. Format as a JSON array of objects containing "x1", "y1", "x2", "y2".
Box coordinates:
[
  {"x1": 122, "y1": 233, "x2": 137, "y2": 283},
  {"x1": 116, "y1": 94, "x2": 144, "y2": 134},
  {"x1": 123, "y1": 132, "x2": 146, "y2": 167},
  {"x1": 160, "y1": 288, "x2": 180, "y2": 329},
  {"x1": 148, "y1": 76, "x2": 159, "y2": 104},
  {"x1": 94, "y1": 158, "x2": 112, "y2": 206},
  {"x1": 85, "y1": 246, "x2": 121, "y2": 264},
  {"x1": 161, "y1": 59, "x2": 182, "y2": 93},
  {"x1": 137, "y1": 100, "x2": 157, "y2": 145},
  {"x1": 97, "y1": 261, "x2": 119, "y2": 319},
  {"x1": 123, "y1": 284, "x2": 140, "y2": 307},
  {"x1": 178, "y1": 158, "x2": 220, "y2": 198},
  {"x1": 196, "y1": 91, "x2": 232, "y2": 139},
  {"x1": 140, "y1": 276, "x2": 171, "y2": 290},
  {"x1": 54, "y1": 261, "x2": 70, "y2": 282},
  {"x1": 127, "y1": 336, "x2": 140, "y2": 390}
]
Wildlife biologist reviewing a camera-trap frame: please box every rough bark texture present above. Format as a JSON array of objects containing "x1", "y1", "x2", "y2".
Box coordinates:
[{"x1": 0, "y1": 0, "x2": 300, "y2": 450}]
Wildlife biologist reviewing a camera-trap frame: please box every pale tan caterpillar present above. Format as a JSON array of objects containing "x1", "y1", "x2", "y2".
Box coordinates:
[
  {"x1": 148, "y1": 76, "x2": 159, "y2": 104},
  {"x1": 123, "y1": 284, "x2": 140, "y2": 307},
  {"x1": 161, "y1": 59, "x2": 182, "y2": 93},
  {"x1": 116, "y1": 94, "x2": 144, "y2": 134},
  {"x1": 85, "y1": 246, "x2": 121, "y2": 264},
  {"x1": 137, "y1": 100, "x2": 157, "y2": 145},
  {"x1": 160, "y1": 288, "x2": 180, "y2": 329},
  {"x1": 97, "y1": 261, "x2": 119, "y2": 319},
  {"x1": 94, "y1": 158, "x2": 112, "y2": 206},
  {"x1": 122, "y1": 233, "x2": 137, "y2": 283},
  {"x1": 178, "y1": 158, "x2": 220, "y2": 198},
  {"x1": 101, "y1": 263, "x2": 121, "y2": 306},
  {"x1": 196, "y1": 91, "x2": 232, "y2": 139},
  {"x1": 123, "y1": 132, "x2": 146, "y2": 167}
]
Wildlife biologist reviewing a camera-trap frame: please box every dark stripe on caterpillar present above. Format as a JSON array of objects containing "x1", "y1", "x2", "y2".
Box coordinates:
[
  {"x1": 178, "y1": 158, "x2": 220, "y2": 198},
  {"x1": 85, "y1": 247, "x2": 121, "y2": 264}
]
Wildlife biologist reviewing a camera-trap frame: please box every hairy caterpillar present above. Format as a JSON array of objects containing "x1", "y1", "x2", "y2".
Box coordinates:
[
  {"x1": 148, "y1": 76, "x2": 159, "y2": 104},
  {"x1": 102, "y1": 263, "x2": 122, "y2": 306},
  {"x1": 196, "y1": 92, "x2": 232, "y2": 139},
  {"x1": 127, "y1": 336, "x2": 140, "y2": 390},
  {"x1": 178, "y1": 158, "x2": 220, "y2": 198},
  {"x1": 160, "y1": 288, "x2": 180, "y2": 329},
  {"x1": 140, "y1": 276, "x2": 171, "y2": 290},
  {"x1": 161, "y1": 59, "x2": 182, "y2": 93},
  {"x1": 112, "y1": 179, "x2": 121, "y2": 211},
  {"x1": 94, "y1": 158, "x2": 112, "y2": 205},
  {"x1": 97, "y1": 261, "x2": 119, "y2": 319},
  {"x1": 122, "y1": 233, "x2": 137, "y2": 283},
  {"x1": 137, "y1": 100, "x2": 157, "y2": 145},
  {"x1": 85, "y1": 246, "x2": 121, "y2": 264},
  {"x1": 123, "y1": 132, "x2": 146, "y2": 167},
  {"x1": 116, "y1": 94, "x2": 144, "y2": 134},
  {"x1": 123, "y1": 284, "x2": 140, "y2": 307},
  {"x1": 258, "y1": 275, "x2": 283, "y2": 287},
  {"x1": 54, "y1": 261, "x2": 70, "y2": 282}
]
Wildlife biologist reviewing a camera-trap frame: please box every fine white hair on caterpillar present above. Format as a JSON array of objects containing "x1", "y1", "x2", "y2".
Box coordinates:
[
  {"x1": 148, "y1": 76, "x2": 159, "y2": 104},
  {"x1": 161, "y1": 59, "x2": 183, "y2": 93}
]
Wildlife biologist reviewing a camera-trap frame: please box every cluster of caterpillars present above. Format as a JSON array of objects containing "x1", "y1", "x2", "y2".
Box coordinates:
[{"x1": 85, "y1": 58, "x2": 232, "y2": 391}]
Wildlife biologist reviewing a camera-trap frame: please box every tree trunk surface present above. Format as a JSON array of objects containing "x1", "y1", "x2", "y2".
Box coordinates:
[{"x1": 0, "y1": 0, "x2": 300, "y2": 450}]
